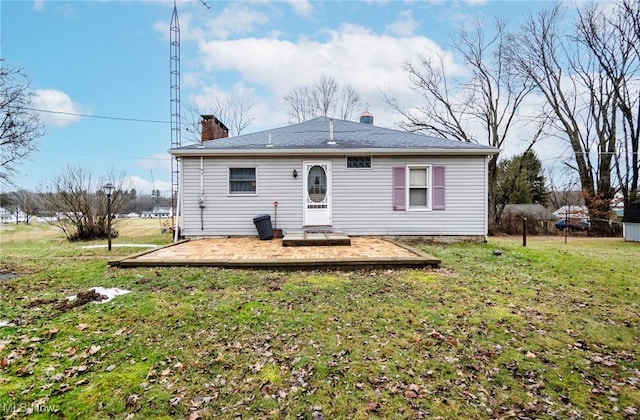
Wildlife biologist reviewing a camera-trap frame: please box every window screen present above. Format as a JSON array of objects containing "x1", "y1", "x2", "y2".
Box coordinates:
[{"x1": 229, "y1": 168, "x2": 256, "y2": 194}]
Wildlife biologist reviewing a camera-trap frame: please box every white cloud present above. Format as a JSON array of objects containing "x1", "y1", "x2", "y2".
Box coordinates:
[
  {"x1": 465, "y1": 0, "x2": 488, "y2": 5},
  {"x1": 125, "y1": 175, "x2": 172, "y2": 196},
  {"x1": 32, "y1": 89, "x2": 84, "y2": 127},
  {"x1": 135, "y1": 153, "x2": 171, "y2": 173},
  {"x1": 287, "y1": 0, "x2": 313, "y2": 17},
  {"x1": 194, "y1": 23, "x2": 466, "y2": 129},
  {"x1": 206, "y1": 3, "x2": 270, "y2": 40},
  {"x1": 154, "y1": 3, "x2": 270, "y2": 42},
  {"x1": 385, "y1": 10, "x2": 419, "y2": 37},
  {"x1": 33, "y1": 0, "x2": 45, "y2": 12}
]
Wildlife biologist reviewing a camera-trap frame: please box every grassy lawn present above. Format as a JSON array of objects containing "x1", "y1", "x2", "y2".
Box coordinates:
[{"x1": 1, "y1": 221, "x2": 638, "y2": 418}]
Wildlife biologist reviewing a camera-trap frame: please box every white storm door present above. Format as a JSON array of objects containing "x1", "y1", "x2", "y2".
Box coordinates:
[{"x1": 303, "y1": 161, "x2": 332, "y2": 226}]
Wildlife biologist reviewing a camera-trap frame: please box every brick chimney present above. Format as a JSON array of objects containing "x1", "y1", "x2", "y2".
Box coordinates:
[{"x1": 201, "y1": 115, "x2": 229, "y2": 143}]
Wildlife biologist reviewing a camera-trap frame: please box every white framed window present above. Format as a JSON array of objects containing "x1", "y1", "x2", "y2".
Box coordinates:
[
  {"x1": 346, "y1": 156, "x2": 372, "y2": 169},
  {"x1": 408, "y1": 165, "x2": 430, "y2": 210},
  {"x1": 228, "y1": 167, "x2": 257, "y2": 195},
  {"x1": 393, "y1": 165, "x2": 445, "y2": 211}
]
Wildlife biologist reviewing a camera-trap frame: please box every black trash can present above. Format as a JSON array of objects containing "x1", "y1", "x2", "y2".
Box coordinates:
[{"x1": 253, "y1": 214, "x2": 274, "y2": 240}]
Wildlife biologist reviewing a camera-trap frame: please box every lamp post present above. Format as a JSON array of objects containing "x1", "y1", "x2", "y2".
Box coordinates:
[{"x1": 103, "y1": 183, "x2": 115, "y2": 251}]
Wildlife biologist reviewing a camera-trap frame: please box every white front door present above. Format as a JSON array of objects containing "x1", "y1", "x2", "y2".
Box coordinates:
[{"x1": 303, "y1": 161, "x2": 332, "y2": 226}]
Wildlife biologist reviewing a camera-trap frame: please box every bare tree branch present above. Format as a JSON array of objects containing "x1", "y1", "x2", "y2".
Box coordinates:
[
  {"x1": 385, "y1": 18, "x2": 536, "y2": 225},
  {"x1": 1, "y1": 59, "x2": 45, "y2": 184},
  {"x1": 284, "y1": 74, "x2": 362, "y2": 123},
  {"x1": 184, "y1": 94, "x2": 256, "y2": 143}
]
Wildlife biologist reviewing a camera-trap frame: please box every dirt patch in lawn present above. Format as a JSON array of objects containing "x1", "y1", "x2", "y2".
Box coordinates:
[{"x1": 26, "y1": 289, "x2": 108, "y2": 313}]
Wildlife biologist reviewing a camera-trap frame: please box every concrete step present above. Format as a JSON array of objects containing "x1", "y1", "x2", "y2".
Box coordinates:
[{"x1": 283, "y1": 231, "x2": 351, "y2": 247}]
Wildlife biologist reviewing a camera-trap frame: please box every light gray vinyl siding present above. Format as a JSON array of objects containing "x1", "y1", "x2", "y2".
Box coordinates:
[
  {"x1": 623, "y1": 223, "x2": 640, "y2": 242},
  {"x1": 331, "y1": 156, "x2": 487, "y2": 235},
  {"x1": 180, "y1": 157, "x2": 304, "y2": 237},
  {"x1": 179, "y1": 155, "x2": 488, "y2": 237}
]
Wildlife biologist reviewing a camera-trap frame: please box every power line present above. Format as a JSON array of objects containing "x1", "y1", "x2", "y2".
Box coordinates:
[{"x1": 20, "y1": 107, "x2": 171, "y2": 124}]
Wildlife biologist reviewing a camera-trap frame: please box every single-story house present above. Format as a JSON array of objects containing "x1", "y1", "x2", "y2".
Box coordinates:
[
  {"x1": 622, "y1": 201, "x2": 640, "y2": 242},
  {"x1": 500, "y1": 204, "x2": 557, "y2": 233},
  {"x1": 141, "y1": 207, "x2": 172, "y2": 219},
  {"x1": 170, "y1": 114, "x2": 499, "y2": 240},
  {"x1": 0, "y1": 207, "x2": 28, "y2": 224}
]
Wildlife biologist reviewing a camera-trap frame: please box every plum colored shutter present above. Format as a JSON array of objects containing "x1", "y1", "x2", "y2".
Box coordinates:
[
  {"x1": 432, "y1": 166, "x2": 446, "y2": 210},
  {"x1": 393, "y1": 166, "x2": 406, "y2": 210}
]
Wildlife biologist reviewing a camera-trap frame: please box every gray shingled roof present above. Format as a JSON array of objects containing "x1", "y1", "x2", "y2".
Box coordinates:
[
  {"x1": 622, "y1": 202, "x2": 640, "y2": 223},
  {"x1": 502, "y1": 204, "x2": 557, "y2": 220},
  {"x1": 171, "y1": 117, "x2": 499, "y2": 154}
]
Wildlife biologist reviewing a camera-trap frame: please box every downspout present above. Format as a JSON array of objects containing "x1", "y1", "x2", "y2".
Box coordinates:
[
  {"x1": 173, "y1": 157, "x2": 182, "y2": 243},
  {"x1": 484, "y1": 155, "x2": 489, "y2": 240},
  {"x1": 198, "y1": 156, "x2": 205, "y2": 230}
]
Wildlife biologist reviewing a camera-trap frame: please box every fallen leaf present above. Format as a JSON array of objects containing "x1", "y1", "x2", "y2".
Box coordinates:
[
  {"x1": 76, "y1": 324, "x2": 89, "y2": 331},
  {"x1": 114, "y1": 328, "x2": 128, "y2": 336},
  {"x1": 404, "y1": 389, "x2": 418, "y2": 399},
  {"x1": 106, "y1": 365, "x2": 116, "y2": 372},
  {"x1": 75, "y1": 378, "x2": 89, "y2": 386},
  {"x1": 16, "y1": 364, "x2": 34, "y2": 376},
  {"x1": 42, "y1": 328, "x2": 59, "y2": 338},
  {"x1": 447, "y1": 337, "x2": 460, "y2": 346},
  {"x1": 89, "y1": 345, "x2": 101, "y2": 355},
  {"x1": 125, "y1": 394, "x2": 139, "y2": 408}
]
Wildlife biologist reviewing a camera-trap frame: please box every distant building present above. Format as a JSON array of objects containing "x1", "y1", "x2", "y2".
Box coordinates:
[
  {"x1": 0, "y1": 207, "x2": 28, "y2": 224},
  {"x1": 141, "y1": 207, "x2": 172, "y2": 218},
  {"x1": 501, "y1": 204, "x2": 557, "y2": 233}
]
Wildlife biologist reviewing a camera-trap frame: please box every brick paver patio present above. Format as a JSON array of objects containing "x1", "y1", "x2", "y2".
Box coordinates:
[{"x1": 110, "y1": 237, "x2": 440, "y2": 269}]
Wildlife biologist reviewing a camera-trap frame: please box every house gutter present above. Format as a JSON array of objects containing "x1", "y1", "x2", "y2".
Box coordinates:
[{"x1": 170, "y1": 147, "x2": 500, "y2": 158}]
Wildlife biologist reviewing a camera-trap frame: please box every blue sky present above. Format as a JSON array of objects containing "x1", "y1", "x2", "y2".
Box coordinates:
[{"x1": 2, "y1": 0, "x2": 569, "y2": 195}]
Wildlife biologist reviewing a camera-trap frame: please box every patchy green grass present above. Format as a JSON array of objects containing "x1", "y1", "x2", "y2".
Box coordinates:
[{"x1": 0, "y1": 227, "x2": 638, "y2": 419}]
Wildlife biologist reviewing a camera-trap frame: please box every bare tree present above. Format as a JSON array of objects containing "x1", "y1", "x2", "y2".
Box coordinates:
[
  {"x1": 1, "y1": 60, "x2": 45, "y2": 184},
  {"x1": 284, "y1": 74, "x2": 362, "y2": 123},
  {"x1": 505, "y1": 4, "x2": 623, "y2": 235},
  {"x1": 184, "y1": 94, "x2": 255, "y2": 143},
  {"x1": 576, "y1": 0, "x2": 640, "y2": 213},
  {"x1": 11, "y1": 189, "x2": 39, "y2": 223},
  {"x1": 385, "y1": 18, "x2": 537, "y2": 224},
  {"x1": 38, "y1": 166, "x2": 130, "y2": 241},
  {"x1": 545, "y1": 165, "x2": 583, "y2": 212}
]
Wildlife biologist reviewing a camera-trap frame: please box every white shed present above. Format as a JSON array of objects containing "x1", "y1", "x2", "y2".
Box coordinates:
[{"x1": 622, "y1": 202, "x2": 640, "y2": 242}]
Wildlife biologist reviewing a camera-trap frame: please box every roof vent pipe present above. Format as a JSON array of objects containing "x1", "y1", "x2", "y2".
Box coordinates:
[{"x1": 328, "y1": 118, "x2": 335, "y2": 144}]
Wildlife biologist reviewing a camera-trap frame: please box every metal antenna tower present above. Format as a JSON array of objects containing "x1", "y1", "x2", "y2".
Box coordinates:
[{"x1": 170, "y1": 0, "x2": 181, "y2": 241}]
